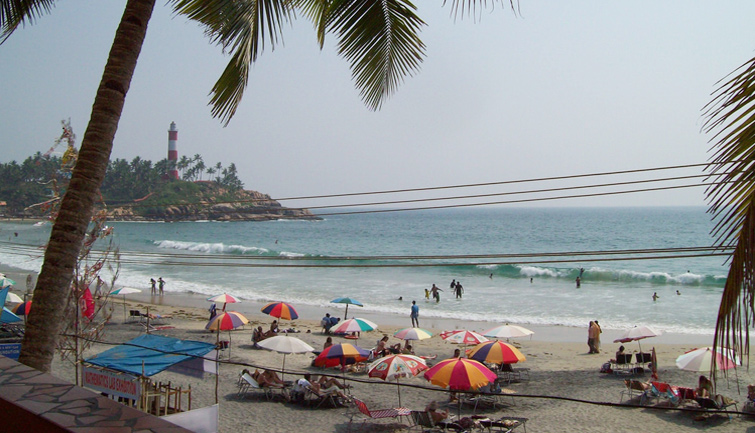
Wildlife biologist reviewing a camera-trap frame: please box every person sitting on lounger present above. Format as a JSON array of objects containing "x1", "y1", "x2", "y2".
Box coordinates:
[
  {"x1": 252, "y1": 326, "x2": 265, "y2": 344},
  {"x1": 253, "y1": 369, "x2": 286, "y2": 388},
  {"x1": 265, "y1": 320, "x2": 279, "y2": 338},
  {"x1": 697, "y1": 375, "x2": 714, "y2": 398},
  {"x1": 295, "y1": 374, "x2": 349, "y2": 400},
  {"x1": 426, "y1": 400, "x2": 450, "y2": 423}
]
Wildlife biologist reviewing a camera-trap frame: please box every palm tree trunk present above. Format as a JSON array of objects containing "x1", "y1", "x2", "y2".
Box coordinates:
[{"x1": 18, "y1": 0, "x2": 156, "y2": 372}]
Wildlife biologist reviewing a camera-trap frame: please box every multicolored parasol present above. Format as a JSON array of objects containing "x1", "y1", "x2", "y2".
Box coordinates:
[
  {"x1": 261, "y1": 301, "x2": 299, "y2": 320},
  {"x1": 468, "y1": 340, "x2": 526, "y2": 364}
]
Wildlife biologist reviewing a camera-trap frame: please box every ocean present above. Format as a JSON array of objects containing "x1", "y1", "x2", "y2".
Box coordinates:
[{"x1": 0, "y1": 206, "x2": 730, "y2": 336}]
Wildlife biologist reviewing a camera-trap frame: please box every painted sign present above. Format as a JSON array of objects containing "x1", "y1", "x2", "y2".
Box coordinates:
[
  {"x1": 82, "y1": 365, "x2": 140, "y2": 400},
  {"x1": 0, "y1": 343, "x2": 21, "y2": 360}
]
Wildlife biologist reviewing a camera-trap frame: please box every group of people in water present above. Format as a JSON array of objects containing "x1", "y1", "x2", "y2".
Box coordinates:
[{"x1": 424, "y1": 279, "x2": 465, "y2": 303}]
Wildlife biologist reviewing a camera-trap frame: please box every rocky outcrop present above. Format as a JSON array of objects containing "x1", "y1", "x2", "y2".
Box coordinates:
[{"x1": 107, "y1": 184, "x2": 320, "y2": 222}]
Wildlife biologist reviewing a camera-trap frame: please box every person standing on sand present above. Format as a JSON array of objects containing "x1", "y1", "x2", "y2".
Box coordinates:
[
  {"x1": 594, "y1": 320, "x2": 602, "y2": 353},
  {"x1": 587, "y1": 321, "x2": 596, "y2": 353},
  {"x1": 410, "y1": 300, "x2": 420, "y2": 327},
  {"x1": 150, "y1": 278, "x2": 157, "y2": 295},
  {"x1": 158, "y1": 277, "x2": 165, "y2": 295}
]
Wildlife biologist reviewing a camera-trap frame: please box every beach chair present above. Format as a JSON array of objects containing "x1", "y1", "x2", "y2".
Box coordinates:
[
  {"x1": 619, "y1": 380, "x2": 650, "y2": 404},
  {"x1": 647, "y1": 382, "x2": 680, "y2": 406},
  {"x1": 237, "y1": 372, "x2": 273, "y2": 401},
  {"x1": 478, "y1": 417, "x2": 528, "y2": 433},
  {"x1": 127, "y1": 309, "x2": 142, "y2": 323},
  {"x1": 409, "y1": 410, "x2": 464, "y2": 432},
  {"x1": 612, "y1": 354, "x2": 634, "y2": 375},
  {"x1": 695, "y1": 396, "x2": 738, "y2": 419},
  {"x1": 345, "y1": 397, "x2": 411, "y2": 431}
]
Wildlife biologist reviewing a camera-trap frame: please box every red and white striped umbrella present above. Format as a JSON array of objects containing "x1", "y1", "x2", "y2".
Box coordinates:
[
  {"x1": 368, "y1": 354, "x2": 428, "y2": 406},
  {"x1": 440, "y1": 329, "x2": 489, "y2": 345}
]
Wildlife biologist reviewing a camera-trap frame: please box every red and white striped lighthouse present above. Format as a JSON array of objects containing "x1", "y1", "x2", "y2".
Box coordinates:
[{"x1": 167, "y1": 121, "x2": 179, "y2": 179}]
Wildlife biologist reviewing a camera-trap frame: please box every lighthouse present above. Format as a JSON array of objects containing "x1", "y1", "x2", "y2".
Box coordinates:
[{"x1": 167, "y1": 122, "x2": 179, "y2": 179}]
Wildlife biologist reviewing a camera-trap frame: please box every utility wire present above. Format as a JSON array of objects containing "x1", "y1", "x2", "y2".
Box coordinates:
[{"x1": 105, "y1": 162, "x2": 718, "y2": 210}]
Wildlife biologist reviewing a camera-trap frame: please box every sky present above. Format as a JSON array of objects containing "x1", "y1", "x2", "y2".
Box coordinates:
[{"x1": 2, "y1": 1, "x2": 755, "y2": 210}]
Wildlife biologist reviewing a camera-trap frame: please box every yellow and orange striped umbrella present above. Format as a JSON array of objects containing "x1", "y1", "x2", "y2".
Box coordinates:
[
  {"x1": 423, "y1": 357, "x2": 496, "y2": 391},
  {"x1": 468, "y1": 340, "x2": 526, "y2": 365}
]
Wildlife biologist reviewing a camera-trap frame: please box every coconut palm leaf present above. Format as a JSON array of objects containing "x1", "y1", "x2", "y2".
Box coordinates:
[
  {"x1": 0, "y1": 0, "x2": 56, "y2": 42},
  {"x1": 703, "y1": 55, "x2": 755, "y2": 373},
  {"x1": 325, "y1": 0, "x2": 426, "y2": 110},
  {"x1": 173, "y1": 0, "x2": 294, "y2": 125}
]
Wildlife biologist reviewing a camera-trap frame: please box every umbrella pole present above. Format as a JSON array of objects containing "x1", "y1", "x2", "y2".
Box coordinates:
[
  {"x1": 229, "y1": 330, "x2": 232, "y2": 359},
  {"x1": 215, "y1": 331, "x2": 219, "y2": 404},
  {"x1": 282, "y1": 354, "x2": 287, "y2": 382},
  {"x1": 123, "y1": 294, "x2": 127, "y2": 322},
  {"x1": 397, "y1": 378, "x2": 401, "y2": 407},
  {"x1": 345, "y1": 304, "x2": 349, "y2": 320}
]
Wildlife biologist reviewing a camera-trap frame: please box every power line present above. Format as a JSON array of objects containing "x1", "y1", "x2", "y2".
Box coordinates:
[{"x1": 105, "y1": 162, "x2": 717, "y2": 211}]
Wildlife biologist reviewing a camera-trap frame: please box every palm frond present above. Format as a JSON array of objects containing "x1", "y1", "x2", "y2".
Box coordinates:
[
  {"x1": 0, "y1": 0, "x2": 56, "y2": 43},
  {"x1": 443, "y1": 0, "x2": 519, "y2": 20},
  {"x1": 703, "y1": 55, "x2": 755, "y2": 374},
  {"x1": 292, "y1": 0, "x2": 328, "y2": 48},
  {"x1": 327, "y1": 0, "x2": 426, "y2": 110},
  {"x1": 173, "y1": 0, "x2": 294, "y2": 124}
]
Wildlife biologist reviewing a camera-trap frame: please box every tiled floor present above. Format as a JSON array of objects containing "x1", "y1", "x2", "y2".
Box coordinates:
[{"x1": 0, "y1": 356, "x2": 192, "y2": 432}]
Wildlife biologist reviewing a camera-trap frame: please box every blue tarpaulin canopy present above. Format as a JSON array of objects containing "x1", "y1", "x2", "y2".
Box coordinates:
[{"x1": 84, "y1": 334, "x2": 216, "y2": 377}]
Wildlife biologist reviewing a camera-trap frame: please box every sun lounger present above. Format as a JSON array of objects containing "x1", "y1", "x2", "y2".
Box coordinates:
[
  {"x1": 478, "y1": 416, "x2": 528, "y2": 433},
  {"x1": 612, "y1": 354, "x2": 634, "y2": 375},
  {"x1": 695, "y1": 396, "x2": 738, "y2": 419},
  {"x1": 237, "y1": 372, "x2": 273, "y2": 401},
  {"x1": 345, "y1": 397, "x2": 411, "y2": 430},
  {"x1": 409, "y1": 410, "x2": 464, "y2": 432},
  {"x1": 620, "y1": 380, "x2": 650, "y2": 404}
]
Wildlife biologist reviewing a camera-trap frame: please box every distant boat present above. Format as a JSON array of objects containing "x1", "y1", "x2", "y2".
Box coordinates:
[{"x1": 33, "y1": 221, "x2": 48, "y2": 227}]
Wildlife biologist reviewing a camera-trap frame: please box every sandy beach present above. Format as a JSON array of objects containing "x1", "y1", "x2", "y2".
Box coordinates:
[
  {"x1": 56, "y1": 305, "x2": 755, "y2": 432},
  {"x1": 2, "y1": 266, "x2": 753, "y2": 433}
]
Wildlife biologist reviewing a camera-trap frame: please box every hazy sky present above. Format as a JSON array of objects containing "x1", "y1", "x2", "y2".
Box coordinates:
[{"x1": 2, "y1": 1, "x2": 755, "y2": 210}]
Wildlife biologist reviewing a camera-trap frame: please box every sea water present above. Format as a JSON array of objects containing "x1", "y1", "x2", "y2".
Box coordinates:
[{"x1": 0, "y1": 207, "x2": 730, "y2": 335}]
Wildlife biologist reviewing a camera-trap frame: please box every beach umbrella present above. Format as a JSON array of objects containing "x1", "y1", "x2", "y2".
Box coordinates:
[
  {"x1": 205, "y1": 311, "x2": 250, "y2": 358},
  {"x1": 368, "y1": 354, "x2": 428, "y2": 406},
  {"x1": 1, "y1": 307, "x2": 21, "y2": 323},
  {"x1": 332, "y1": 317, "x2": 378, "y2": 335},
  {"x1": 393, "y1": 327, "x2": 433, "y2": 341},
  {"x1": 314, "y1": 343, "x2": 370, "y2": 369},
  {"x1": 257, "y1": 335, "x2": 314, "y2": 380},
  {"x1": 207, "y1": 293, "x2": 239, "y2": 311},
  {"x1": 482, "y1": 324, "x2": 534, "y2": 340},
  {"x1": 468, "y1": 340, "x2": 526, "y2": 365},
  {"x1": 440, "y1": 329, "x2": 489, "y2": 345},
  {"x1": 0, "y1": 277, "x2": 16, "y2": 288},
  {"x1": 424, "y1": 357, "x2": 497, "y2": 417},
  {"x1": 13, "y1": 301, "x2": 31, "y2": 315},
  {"x1": 613, "y1": 325, "x2": 662, "y2": 353},
  {"x1": 675, "y1": 347, "x2": 740, "y2": 372},
  {"x1": 5, "y1": 292, "x2": 23, "y2": 304},
  {"x1": 110, "y1": 287, "x2": 141, "y2": 321},
  {"x1": 330, "y1": 297, "x2": 364, "y2": 320},
  {"x1": 261, "y1": 301, "x2": 299, "y2": 320}
]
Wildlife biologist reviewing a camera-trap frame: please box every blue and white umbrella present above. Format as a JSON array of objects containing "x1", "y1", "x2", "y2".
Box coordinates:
[{"x1": 330, "y1": 297, "x2": 363, "y2": 320}]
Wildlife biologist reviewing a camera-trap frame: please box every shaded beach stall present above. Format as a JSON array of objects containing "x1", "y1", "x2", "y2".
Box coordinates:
[{"x1": 82, "y1": 334, "x2": 218, "y2": 424}]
